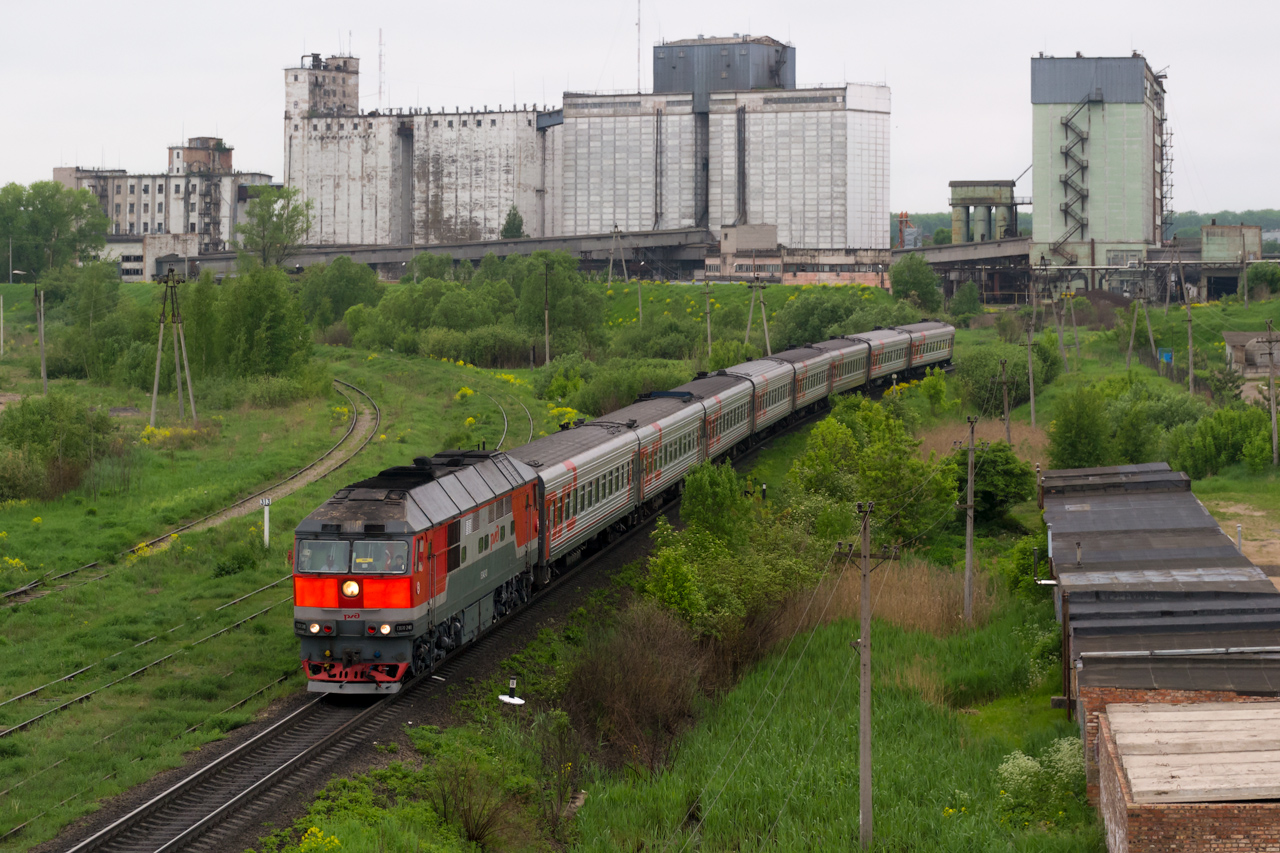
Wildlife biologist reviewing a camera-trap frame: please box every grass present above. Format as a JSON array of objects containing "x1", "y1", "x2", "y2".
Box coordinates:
[
  {"x1": 0, "y1": 346, "x2": 563, "y2": 849},
  {"x1": 572, "y1": 597, "x2": 1100, "y2": 852}
]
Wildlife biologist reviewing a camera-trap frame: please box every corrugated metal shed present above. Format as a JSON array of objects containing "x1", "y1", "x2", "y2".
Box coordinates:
[{"x1": 1030, "y1": 56, "x2": 1149, "y2": 104}]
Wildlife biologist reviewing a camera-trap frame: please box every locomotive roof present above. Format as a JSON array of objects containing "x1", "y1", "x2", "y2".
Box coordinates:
[{"x1": 296, "y1": 450, "x2": 538, "y2": 535}]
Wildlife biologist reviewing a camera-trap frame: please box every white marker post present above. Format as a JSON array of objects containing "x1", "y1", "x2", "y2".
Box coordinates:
[
  {"x1": 260, "y1": 497, "x2": 272, "y2": 549},
  {"x1": 498, "y1": 677, "x2": 525, "y2": 708}
]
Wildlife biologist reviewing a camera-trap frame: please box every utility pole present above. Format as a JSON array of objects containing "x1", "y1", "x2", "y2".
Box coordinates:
[
  {"x1": 1185, "y1": 295, "x2": 1194, "y2": 395},
  {"x1": 38, "y1": 288, "x2": 47, "y2": 394},
  {"x1": 758, "y1": 281, "x2": 772, "y2": 356},
  {"x1": 1265, "y1": 320, "x2": 1278, "y2": 467},
  {"x1": 961, "y1": 417, "x2": 978, "y2": 625},
  {"x1": 1068, "y1": 294, "x2": 1081, "y2": 368},
  {"x1": 703, "y1": 281, "x2": 712, "y2": 359},
  {"x1": 1053, "y1": 295, "x2": 1069, "y2": 373},
  {"x1": 1126, "y1": 298, "x2": 1140, "y2": 369},
  {"x1": 543, "y1": 262, "x2": 551, "y2": 366},
  {"x1": 1143, "y1": 298, "x2": 1158, "y2": 360},
  {"x1": 149, "y1": 267, "x2": 199, "y2": 428},
  {"x1": 1242, "y1": 231, "x2": 1249, "y2": 309},
  {"x1": 856, "y1": 501, "x2": 874, "y2": 850},
  {"x1": 1025, "y1": 325, "x2": 1037, "y2": 429},
  {"x1": 998, "y1": 359, "x2": 1011, "y2": 444},
  {"x1": 743, "y1": 282, "x2": 755, "y2": 346},
  {"x1": 1, "y1": 294, "x2": 4, "y2": 358}
]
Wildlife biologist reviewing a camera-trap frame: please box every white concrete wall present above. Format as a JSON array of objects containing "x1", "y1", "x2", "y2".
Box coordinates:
[{"x1": 845, "y1": 84, "x2": 891, "y2": 250}]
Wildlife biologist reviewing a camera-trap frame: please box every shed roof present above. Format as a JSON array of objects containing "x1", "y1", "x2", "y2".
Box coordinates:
[{"x1": 1104, "y1": 701, "x2": 1280, "y2": 803}]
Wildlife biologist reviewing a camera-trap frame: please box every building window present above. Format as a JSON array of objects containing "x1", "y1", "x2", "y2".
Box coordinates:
[
  {"x1": 142, "y1": 184, "x2": 149, "y2": 194},
  {"x1": 461, "y1": 120, "x2": 467, "y2": 127},
  {"x1": 189, "y1": 202, "x2": 196, "y2": 212},
  {"x1": 113, "y1": 223, "x2": 119, "y2": 234},
  {"x1": 367, "y1": 122, "x2": 373, "y2": 129},
  {"x1": 143, "y1": 223, "x2": 149, "y2": 233},
  {"x1": 128, "y1": 223, "x2": 135, "y2": 234},
  {"x1": 312, "y1": 124, "x2": 318, "y2": 131},
  {"x1": 448, "y1": 120, "x2": 453, "y2": 128},
  {"x1": 188, "y1": 223, "x2": 195, "y2": 232},
  {"x1": 128, "y1": 203, "x2": 135, "y2": 214},
  {"x1": 176, "y1": 151, "x2": 181, "y2": 159},
  {"x1": 294, "y1": 74, "x2": 298, "y2": 81},
  {"x1": 657, "y1": 51, "x2": 665, "y2": 58},
  {"x1": 115, "y1": 184, "x2": 121, "y2": 194},
  {"x1": 677, "y1": 50, "x2": 685, "y2": 57},
  {"x1": 143, "y1": 203, "x2": 149, "y2": 213},
  {"x1": 129, "y1": 184, "x2": 135, "y2": 194},
  {"x1": 527, "y1": 119, "x2": 532, "y2": 126},
  {"x1": 338, "y1": 123, "x2": 343, "y2": 130},
  {"x1": 721, "y1": 71, "x2": 728, "y2": 78},
  {"x1": 294, "y1": 124, "x2": 299, "y2": 131},
  {"x1": 157, "y1": 202, "x2": 163, "y2": 213},
  {"x1": 433, "y1": 120, "x2": 439, "y2": 127},
  {"x1": 326, "y1": 123, "x2": 331, "y2": 130},
  {"x1": 174, "y1": 185, "x2": 181, "y2": 194},
  {"x1": 114, "y1": 203, "x2": 120, "y2": 214},
  {"x1": 490, "y1": 119, "x2": 496, "y2": 127}
]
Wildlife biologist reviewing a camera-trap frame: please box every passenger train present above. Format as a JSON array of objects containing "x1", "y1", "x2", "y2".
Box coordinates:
[{"x1": 292, "y1": 321, "x2": 955, "y2": 692}]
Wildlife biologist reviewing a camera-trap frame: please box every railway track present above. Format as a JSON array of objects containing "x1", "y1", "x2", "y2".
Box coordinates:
[
  {"x1": 52, "y1": 379, "x2": 899, "y2": 852},
  {"x1": 1, "y1": 380, "x2": 380, "y2": 608}
]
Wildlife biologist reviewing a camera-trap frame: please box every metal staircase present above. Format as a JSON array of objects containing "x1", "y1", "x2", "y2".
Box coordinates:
[{"x1": 1051, "y1": 90, "x2": 1100, "y2": 264}]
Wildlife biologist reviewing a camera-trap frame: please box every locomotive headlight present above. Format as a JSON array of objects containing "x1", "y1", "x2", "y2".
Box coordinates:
[
  {"x1": 379, "y1": 623, "x2": 391, "y2": 635},
  {"x1": 341, "y1": 580, "x2": 360, "y2": 598},
  {"x1": 309, "y1": 622, "x2": 321, "y2": 634}
]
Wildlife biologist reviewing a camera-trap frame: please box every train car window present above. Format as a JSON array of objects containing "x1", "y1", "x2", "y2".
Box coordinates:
[
  {"x1": 296, "y1": 540, "x2": 350, "y2": 573},
  {"x1": 461, "y1": 545, "x2": 467, "y2": 563},
  {"x1": 352, "y1": 540, "x2": 409, "y2": 574},
  {"x1": 500, "y1": 526, "x2": 506, "y2": 542}
]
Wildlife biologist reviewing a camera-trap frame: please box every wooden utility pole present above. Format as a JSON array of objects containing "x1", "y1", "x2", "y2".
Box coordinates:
[
  {"x1": 1053, "y1": 297, "x2": 1069, "y2": 373},
  {"x1": 962, "y1": 417, "x2": 977, "y2": 625},
  {"x1": 1068, "y1": 294, "x2": 1081, "y2": 368},
  {"x1": 37, "y1": 289, "x2": 47, "y2": 394},
  {"x1": 743, "y1": 284, "x2": 755, "y2": 346},
  {"x1": 1265, "y1": 320, "x2": 1278, "y2": 467},
  {"x1": 1242, "y1": 230, "x2": 1250, "y2": 309},
  {"x1": 758, "y1": 282, "x2": 772, "y2": 356},
  {"x1": 1025, "y1": 326, "x2": 1037, "y2": 429},
  {"x1": 856, "y1": 501, "x2": 874, "y2": 850},
  {"x1": 998, "y1": 358, "x2": 1011, "y2": 444},
  {"x1": 1143, "y1": 299, "x2": 1158, "y2": 359},
  {"x1": 1, "y1": 294, "x2": 5, "y2": 358}
]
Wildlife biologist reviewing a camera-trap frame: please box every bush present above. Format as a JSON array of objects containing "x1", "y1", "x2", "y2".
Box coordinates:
[
  {"x1": 950, "y1": 441, "x2": 1035, "y2": 522},
  {"x1": 1048, "y1": 386, "x2": 1111, "y2": 470},
  {"x1": 996, "y1": 737, "x2": 1088, "y2": 829},
  {"x1": 889, "y1": 254, "x2": 943, "y2": 311},
  {"x1": 954, "y1": 342, "x2": 1050, "y2": 408},
  {"x1": 568, "y1": 359, "x2": 694, "y2": 416},
  {"x1": 0, "y1": 447, "x2": 47, "y2": 501},
  {"x1": 1164, "y1": 405, "x2": 1271, "y2": 479},
  {"x1": 680, "y1": 462, "x2": 754, "y2": 547}
]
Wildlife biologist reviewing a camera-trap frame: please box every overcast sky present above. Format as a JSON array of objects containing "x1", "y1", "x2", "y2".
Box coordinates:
[{"x1": 5, "y1": 0, "x2": 1275, "y2": 215}]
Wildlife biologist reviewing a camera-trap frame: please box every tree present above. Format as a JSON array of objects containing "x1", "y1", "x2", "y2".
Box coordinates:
[
  {"x1": 0, "y1": 181, "x2": 109, "y2": 279},
  {"x1": 950, "y1": 281, "x2": 982, "y2": 317},
  {"x1": 932, "y1": 227, "x2": 952, "y2": 245},
  {"x1": 233, "y1": 185, "x2": 314, "y2": 267},
  {"x1": 298, "y1": 255, "x2": 384, "y2": 327},
  {"x1": 950, "y1": 441, "x2": 1034, "y2": 521},
  {"x1": 1048, "y1": 386, "x2": 1111, "y2": 470},
  {"x1": 403, "y1": 251, "x2": 453, "y2": 282},
  {"x1": 500, "y1": 205, "x2": 526, "y2": 239},
  {"x1": 680, "y1": 462, "x2": 754, "y2": 547},
  {"x1": 888, "y1": 253, "x2": 942, "y2": 312},
  {"x1": 1247, "y1": 261, "x2": 1280, "y2": 294}
]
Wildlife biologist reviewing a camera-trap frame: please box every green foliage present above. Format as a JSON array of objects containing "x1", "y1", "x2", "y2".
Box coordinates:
[
  {"x1": 418, "y1": 325, "x2": 535, "y2": 368},
  {"x1": 999, "y1": 529, "x2": 1050, "y2": 598},
  {"x1": 515, "y1": 251, "x2": 607, "y2": 348},
  {"x1": 933, "y1": 227, "x2": 952, "y2": 245},
  {"x1": 771, "y1": 285, "x2": 922, "y2": 349},
  {"x1": 997, "y1": 738, "x2": 1089, "y2": 830},
  {"x1": 919, "y1": 366, "x2": 957, "y2": 416},
  {"x1": 995, "y1": 311, "x2": 1025, "y2": 344},
  {"x1": 1164, "y1": 404, "x2": 1271, "y2": 479},
  {"x1": 706, "y1": 339, "x2": 760, "y2": 371},
  {"x1": 499, "y1": 204, "x2": 526, "y2": 239},
  {"x1": 952, "y1": 442, "x2": 1035, "y2": 522},
  {"x1": 0, "y1": 393, "x2": 113, "y2": 468},
  {"x1": 680, "y1": 462, "x2": 753, "y2": 547},
  {"x1": 233, "y1": 185, "x2": 314, "y2": 267},
  {"x1": 790, "y1": 396, "x2": 959, "y2": 544},
  {"x1": 1048, "y1": 386, "x2": 1111, "y2": 470},
  {"x1": 950, "y1": 281, "x2": 982, "y2": 319},
  {"x1": 889, "y1": 253, "x2": 943, "y2": 312},
  {"x1": 0, "y1": 180, "x2": 109, "y2": 278},
  {"x1": 1247, "y1": 261, "x2": 1280, "y2": 294},
  {"x1": 610, "y1": 312, "x2": 703, "y2": 359},
  {"x1": 298, "y1": 256, "x2": 385, "y2": 327},
  {"x1": 1032, "y1": 332, "x2": 1064, "y2": 385},
  {"x1": 955, "y1": 341, "x2": 1056, "y2": 409},
  {"x1": 403, "y1": 251, "x2": 454, "y2": 282},
  {"x1": 1206, "y1": 364, "x2": 1245, "y2": 402},
  {"x1": 566, "y1": 359, "x2": 693, "y2": 416},
  {"x1": 187, "y1": 264, "x2": 312, "y2": 380}
]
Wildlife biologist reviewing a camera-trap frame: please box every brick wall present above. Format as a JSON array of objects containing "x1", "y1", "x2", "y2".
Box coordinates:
[
  {"x1": 1099, "y1": 712, "x2": 1280, "y2": 852},
  {"x1": 1079, "y1": 686, "x2": 1277, "y2": 803}
]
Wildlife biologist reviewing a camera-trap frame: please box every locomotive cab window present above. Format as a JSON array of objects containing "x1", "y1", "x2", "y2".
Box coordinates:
[
  {"x1": 352, "y1": 540, "x2": 409, "y2": 574},
  {"x1": 296, "y1": 540, "x2": 350, "y2": 573}
]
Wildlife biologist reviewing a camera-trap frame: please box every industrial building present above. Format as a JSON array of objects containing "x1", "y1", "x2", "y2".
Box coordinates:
[
  {"x1": 282, "y1": 36, "x2": 892, "y2": 257},
  {"x1": 1030, "y1": 54, "x2": 1170, "y2": 272},
  {"x1": 53, "y1": 137, "x2": 272, "y2": 280}
]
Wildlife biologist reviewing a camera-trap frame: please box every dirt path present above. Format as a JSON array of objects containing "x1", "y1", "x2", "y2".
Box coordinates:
[
  {"x1": 1205, "y1": 500, "x2": 1280, "y2": 567},
  {"x1": 182, "y1": 390, "x2": 378, "y2": 536}
]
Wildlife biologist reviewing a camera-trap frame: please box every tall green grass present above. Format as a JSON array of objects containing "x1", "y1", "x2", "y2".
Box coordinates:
[{"x1": 573, "y1": 604, "x2": 1102, "y2": 852}]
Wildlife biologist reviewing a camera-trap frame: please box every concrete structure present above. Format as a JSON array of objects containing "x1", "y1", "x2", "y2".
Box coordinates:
[
  {"x1": 1223, "y1": 331, "x2": 1279, "y2": 378},
  {"x1": 54, "y1": 137, "x2": 271, "y2": 278},
  {"x1": 949, "y1": 180, "x2": 1023, "y2": 243},
  {"x1": 284, "y1": 38, "x2": 891, "y2": 255},
  {"x1": 1030, "y1": 54, "x2": 1168, "y2": 275},
  {"x1": 1201, "y1": 223, "x2": 1262, "y2": 298},
  {"x1": 284, "y1": 53, "x2": 556, "y2": 246},
  {"x1": 1099, "y1": 702, "x2": 1280, "y2": 852},
  {"x1": 703, "y1": 223, "x2": 887, "y2": 285}
]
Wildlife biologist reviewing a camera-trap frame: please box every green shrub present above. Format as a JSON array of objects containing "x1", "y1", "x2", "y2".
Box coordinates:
[
  {"x1": 950, "y1": 441, "x2": 1035, "y2": 521},
  {"x1": 996, "y1": 737, "x2": 1088, "y2": 829},
  {"x1": 1164, "y1": 405, "x2": 1271, "y2": 479},
  {"x1": 1048, "y1": 386, "x2": 1111, "y2": 470},
  {"x1": 568, "y1": 359, "x2": 694, "y2": 416}
]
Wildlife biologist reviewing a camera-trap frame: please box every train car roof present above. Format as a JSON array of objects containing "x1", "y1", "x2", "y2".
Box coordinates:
[
  {"x1": 810, "y1": 337, "x2": 869, "y2": 353},
  {"x1": 297, "y1": 450, "x2": 538, "y2": 534},
  {"x1": 722, "y1": 358, "x2": 794, "y2": 380},
  {"x1": 896, "y1": 321, "x2": 953, "y2": 334},
  {"x1": 671, "y1": 372, "x2": 753, "y2": 397},
  {"x1": 847, "y1": 328, "x2": 910, "y2": 344},
  {"x1": 506, "y1": 394, "x2": 699, "y2": 471},
  {"x1": 766, "y1": 346, "x2": 828, "y2": 365}
]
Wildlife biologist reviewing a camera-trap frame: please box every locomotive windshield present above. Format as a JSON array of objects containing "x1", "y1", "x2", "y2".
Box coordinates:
[
  {"x1": 296, "y1": 540, "x2": 350, "y2": 573},
  {"x1": 352, "y1": 540, "x2": 409, "y2": 574}
]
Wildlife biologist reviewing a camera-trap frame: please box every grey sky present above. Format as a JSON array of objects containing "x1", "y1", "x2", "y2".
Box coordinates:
[{"x1": 5, "y1": 0, "x2": 1275, "y2": 215}]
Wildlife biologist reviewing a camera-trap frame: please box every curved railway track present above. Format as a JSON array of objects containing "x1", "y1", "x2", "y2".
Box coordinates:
[
  {"x1": 511, "y1": 394, "x2": 535, "y2": 444},
  {"x1": 483, "y1": 393, "x2": 509, "y2": 450},
  {"x1": 1, "y1": 380, "x2": 380, "y2": 608},
  {"x1": 50, "y1": 374, "x2": 913, "y2": 852}
]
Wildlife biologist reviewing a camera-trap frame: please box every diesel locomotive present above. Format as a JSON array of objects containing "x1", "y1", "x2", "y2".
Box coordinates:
[{"x1": 292, "y1": 321, "x2": 954, "y2": 692}]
